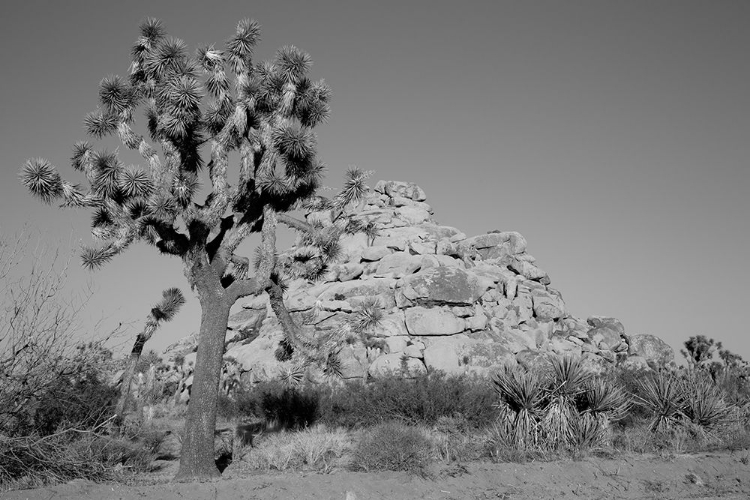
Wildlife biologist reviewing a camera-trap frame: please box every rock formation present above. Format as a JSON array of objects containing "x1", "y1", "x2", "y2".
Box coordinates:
[{"x1": 166, "y1": 180, "x2": 674, "y2": 396}]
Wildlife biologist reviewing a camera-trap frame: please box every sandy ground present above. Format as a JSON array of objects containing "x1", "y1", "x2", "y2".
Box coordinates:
[{"x1": 3, "y1": 451, "x2": 750, "y2": 500}]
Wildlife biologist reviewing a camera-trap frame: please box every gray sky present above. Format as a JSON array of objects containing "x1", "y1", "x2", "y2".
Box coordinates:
[{"x1": 1, "y1": 0, "x2": 748, "y2": 360}]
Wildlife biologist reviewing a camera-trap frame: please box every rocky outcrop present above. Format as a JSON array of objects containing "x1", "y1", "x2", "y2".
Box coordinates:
[{"x1": 166, "y1": 180, "x2": 674, "y2": 395}]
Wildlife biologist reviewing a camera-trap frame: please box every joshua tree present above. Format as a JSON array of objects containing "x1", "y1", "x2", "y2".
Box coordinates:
[
  {"x1": 681, "y1": 335, "x2": 721, "y2": 366},
  {"x1": 115, "y1": 287, "x2": 185, "y2": 421},
  {"x1": 19, "y1": 18, "x2": 356, "y2": 480}
]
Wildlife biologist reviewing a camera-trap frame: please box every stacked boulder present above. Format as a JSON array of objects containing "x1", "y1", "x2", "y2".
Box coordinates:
[{"x1": 170, "y1": 180, "x2": 674, "y2": 388}]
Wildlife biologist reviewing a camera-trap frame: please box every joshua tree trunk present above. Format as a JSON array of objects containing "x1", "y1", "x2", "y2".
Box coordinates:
[
  {"x1": 115, "y1": 330, "x2": 151, "y2": 420},
  {"x1": 175, "y1": 287, "x2": 232, "y2": 481},
  {"x1": 115, "y1": 288, "x2": 184, "y2": 422}
]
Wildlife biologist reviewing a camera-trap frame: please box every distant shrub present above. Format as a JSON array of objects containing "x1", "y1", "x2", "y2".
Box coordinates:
[
  {"x1": 318, "y1": 372, "x2": 498, "y2": 429},
  {"x1": 350, "y1": 421, "x2": 432, "y2": 475},
  {"x1": 227, "y1": 381, "x2": 319, "y2": 429}
]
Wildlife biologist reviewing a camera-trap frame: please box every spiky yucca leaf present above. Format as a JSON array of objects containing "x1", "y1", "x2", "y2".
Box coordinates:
[
  {"x1": 680, "y1": 371, "x2": 732, "y2": 430},
  {"x1": 91, "y1": 207, "x2": 113, "y2": 228},
  {"x1": 126, "y1": 198, "x2": 149, "y2": 219},
  {"x1": 171, "y1": 173, "x2": 200, "y2": 205},
  {"x1": 334, "y1": 167, "x2": 371, "y2": 210},
  {"x1": 84, "y1": 110, "x2": 119, "y2": 139},
  {"x1": 493, "y1": 364, "x2": 546, "y2": 416},
  {"x1": 549, "y1": 355, "x2": 591, "y2": 400},
  {"x1": 205, "y1": 69, "x2": 229, "y2": 98},
  {"x1": 146, "y1": 194, "x2": 177, "y2": 220},
  {"x1": 151, "y1": 287, "x2": 185, "y2": 322},
  {"x1": 257, "y1": 173, "x2": 289, "y2": 196},
  {"x1": 158, "y1": 112, "x2": 189, "y2": 140},
  {"x1": 119, "y1": 166, "x2": 152, "y2": 197},
  {"x1": 20, "y1": 158, "x2": 63, "y2": 204},
  {"x1": 280, "y1": 364, "x2": 306, "y2": 388},
  {"x1": 324, "y1": 350, "x2": 344, "y2": 379},
  {"x1": 273, "y1": 123, "x2": 316, "y2": 163},
  {"x1": 583, "y1": 377, "x2": 630, "y2": 422},
  {"x1": 139, "y1": 17, "x2": 165, "y2": 45},
  {"x1": 143, "y1": 36, "x2": 187, "y2": 77},
  {"x1": 81, "y1": 245, "x2": 116, "y2": 270},
  {"x1": 226, "y1": 18, "x2": 261, "y2": 72},
  {"x1": 161, "y1": 75, "x2": 202, "y2": 114},
  {"x1": 92, "y1": 155, "x2": 123, "y2": 199},
  {"x1": 70, "y1": 141, "x2": 93, "y2": 171},
  {"x1": 99, "y1": 75, "x2": 135, "y2": 114},
  {"x1": 351, "y1": 297, "x2": 384, "y2": 335},
  {"x1": 275, "y1": 45, "x2": 312, "y2": 84},
  {"x1": 195, "y1": 44, "x2": 223, "y2": 71},
  {"x1": 298, "y1": 195, "x2": 333, "y2": 213}
]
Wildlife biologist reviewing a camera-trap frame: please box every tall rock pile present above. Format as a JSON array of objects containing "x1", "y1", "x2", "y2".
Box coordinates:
[{"x1": 169, "y1": 180, "x2": 674, "y2": 392}]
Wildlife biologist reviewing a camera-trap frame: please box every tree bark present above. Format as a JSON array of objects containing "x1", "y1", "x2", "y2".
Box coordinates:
[
  {"x1": 174, "y1": 292, "x2": 231, "y2": 481},
  {"x1": 114, "y1": 334, "x2": 147, "y2": 421}
]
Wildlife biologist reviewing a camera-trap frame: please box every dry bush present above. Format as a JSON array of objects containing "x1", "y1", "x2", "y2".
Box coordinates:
[
  {"x1": 350, "y1": 421, "x2": 433, "y2": 475},
  {"x1": 240, "y1": 425, "x2": 350, "y2": 472},
  {"x1": 0, "y1": 423, "x2": 159, "y2": 490},
  {"x1": 0, "y1": 230, "x2": 123, "y2": 435}
]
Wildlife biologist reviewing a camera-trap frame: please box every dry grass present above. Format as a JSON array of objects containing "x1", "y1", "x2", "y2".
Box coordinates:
[{"x1": 239, "y1": 425, "x2": 350, "y2": 472}]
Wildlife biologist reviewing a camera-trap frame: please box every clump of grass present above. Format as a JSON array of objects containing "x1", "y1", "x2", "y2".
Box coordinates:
[
  {"x1": 350, "y1": 421, "x2": 432, "y2": 475},
  {"x1": 240, "y1": 425, "x2": 349, "y2": 472}
]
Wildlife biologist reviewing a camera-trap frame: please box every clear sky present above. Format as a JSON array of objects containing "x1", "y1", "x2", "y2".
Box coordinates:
[{"x1": 1, "y1": 1, "x2": 748, "y2": 360}]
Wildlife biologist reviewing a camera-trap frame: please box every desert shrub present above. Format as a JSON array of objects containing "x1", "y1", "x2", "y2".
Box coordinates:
[
  {"x1": 240, "y1": 426, "x2": 349, "y2": 472},
  {"x1": 430, "y1": 415, "x2": 487, "y2": 462},
  {"x1": 0, "y1": 430, "x2": 158, "y2": 489},
  {"x1": 318, "y1": 372, "x2": 498, "y2": 429},
  {"x1": 32, "y1": 366, "x2": 119, "y2": 437},
  {"x1": 350, "y1": 421, "x2": 432, "y2": 475},
  {"x1": 229, "y1": 381, "x2": 319, "y2": 429}
]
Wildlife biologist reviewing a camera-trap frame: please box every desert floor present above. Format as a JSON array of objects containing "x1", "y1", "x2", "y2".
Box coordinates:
[{"x1": 4, "y1": 451, "x2": 749, "y2": 500}]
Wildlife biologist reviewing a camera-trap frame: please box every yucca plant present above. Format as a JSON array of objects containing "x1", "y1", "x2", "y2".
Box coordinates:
[
  {"x1": 492, "y1": 364, "x2": 545, "y2": 449},
  {"x1": 635, "y1": 372, "x2": 685, "y2": 432},
  {"x1": 582, "y1": 377, "x2": 630, "y2": 422},
  {"x1": 568, "y1": 412, "x2": 607, "y2": 452},
  {"x1": 18, "y1": 18, "x2": 359, "y2": 480},
  {"x1": 680, "y1": 370, "x2": 732, "y2": 432},
  {"x1": 115, "y1": 287, "x2": 185, "y2": 421},
  {"x1": 351, "y1": 297, "x2": 384, "y2": 335},
  {"x1": 543, "y1": 355, "x2": 591, "y2": 448}
]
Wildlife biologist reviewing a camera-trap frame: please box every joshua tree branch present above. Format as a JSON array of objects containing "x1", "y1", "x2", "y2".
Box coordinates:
[{"x1": 277, "y1": 212, "x2": 315, "y2": 234}]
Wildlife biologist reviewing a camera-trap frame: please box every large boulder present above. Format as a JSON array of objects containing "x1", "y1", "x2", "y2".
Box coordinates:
[
  {"x1": 587, "y1": 316, "x2": 625, "y2": 350},
  {"x1": 405, "y1": 306, "x2": 465, "y2": 336},
  {"x1": 399, "y1": 267, "x2": 494, "y2": 307},
  {"x1": 374, "y1": 180, "x2": 427, "y2": 201},
  {"x1": 627, "y1": 334, "x2": 674, "y2": 366}
]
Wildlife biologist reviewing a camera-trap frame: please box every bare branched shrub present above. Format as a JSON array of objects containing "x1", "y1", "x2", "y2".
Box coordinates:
[{"x1": 0, "y1": 230, "x2": 122, "y2": 434}]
